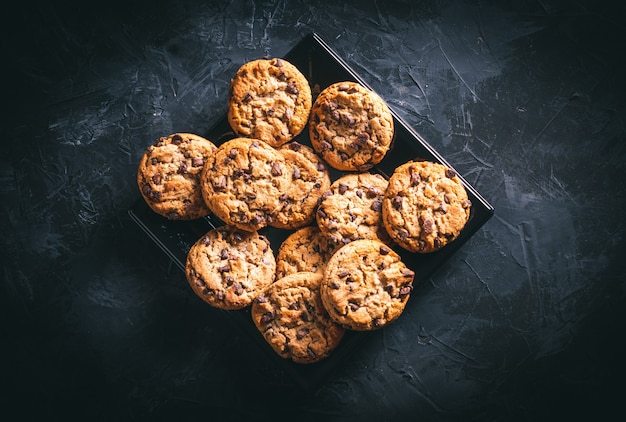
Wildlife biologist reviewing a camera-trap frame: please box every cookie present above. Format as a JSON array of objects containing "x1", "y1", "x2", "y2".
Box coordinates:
[
  {"x1": 320, "y1": 239, "x2": 415, "y2": 331},
  {"x1": 185, "y1": 225, "x2": 276, "y2": 310},
  {"x1": 200, "y1": 137, "x2": 290, "y2": 232},
  {"x1": 137, "y1": 133, "x2": 217, "y2": 220},
  {"x1": 227, "y1": 57, "x2": 312, "y2": 147},
  {"x1": 316, "y1": 172, "x2": 390, "y2": 246},
  {"x1": 251, "y1": 272, "x2": 345, "y2": 364},
  {"x1": 382, "y1": 160, "x2": 472, "y2": 253},
  {"x1": 275, "y1": 226, "x2": 338, "y2": 280},
  {"x1": 270, "y1": 142, "x2": 331, "y2": 229},
  {"x1": 309, "y1": 81, "x2": 394, "y2": 171}
]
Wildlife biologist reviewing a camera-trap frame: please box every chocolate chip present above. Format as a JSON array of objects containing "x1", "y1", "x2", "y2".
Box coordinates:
[
  {"x1": 271, "y1": 162, "x2": 283, "y2": 176},
  {"x1": 171, "y1": 134, "x2": 183, "y2": 145},
  {"x1": 228, "y1": 148, "x2": 237, "y2": 159},
  {"x1": 379, "y1": 246, "x2": 390, "y2": 255},
  {"x1": 366, "y1": 187, "x2": 379, "y2": 198},
  {"x1": 331, "y1": 110, "x2": 341, "y2": 121},
  {"x1": 445, "y1": 169, "x2": 456, "y2": 178},
  {"x1": 355, "y1": 189, "x2": 363, "y2": 198},
  {"x1": 219, "y1": 264, "x2": 231, "y2": 273},
  {"x1": 399, "y1": 285, "x2": 412, "y2": 296},
  {"x1": 232, "y1": 231, "x2": 244, "y2": 242},
  {"x1": 348, "y1": 302, "x2": 359, "y2": 311},
  {"x1": 338, "y1": 270, "x2": 350, "y2": 278},
  {"x1": 327, "y1": 102, "x2": 338, "y2": 111},
  {"x1": 410, "y1": 167, "x2": 421, "y2": 186},
  {"x1": 233, "y1": 283, "x2": 243, "y2": 295},
  {"x1": 340, "y1": 113, "x2": 356, "y2": 126},
  {"x1": 213, "y1": 176, "x2": 227, "y2": 191},
  {"x1": 338, "y1": 183, "x2": 348, "y2": 194},
  {"x1": 289, "y1": 142, "x2": 302, "y2": 151},
  {"x1": 277, "y1": 72, "x2": 286, "y2": 81},
  {"x1": 243, "y1": 92, "x2": 252, "y2": 103},
  {"x1": 292, "y1": 167, "x2": 301, "y2": 179},
  {"x1": 317, "y1": 208, "x2": 327, "y2": 218},
  {"x1": 462, "y1": 199, "x2": 472, "y2": 208},
  {"x1": 286, "y1": 81, "x2": 299, "y2": 95},
  {"x1": 357, "y1": 132, "x2": 370, "y2": 143},
  {"x1": 151, "y1": 157, "x2": 158, "y2": 165},
  {"x1": 443, "y1": 194, "x2": 450, "y2": 204},
  {"x1": 274, "y1": 58, "x2": 283, "y2": 67},
  {"x1": 151, "y1": 174, "x2": 162, "y2": 185},
  {"x1": 392, "y1": 195, "x2": 403, "y2": 209},
  {"x1": 255, "y1": 295, "x2": 267, "y2": 304},
  {"x1": 288, "y1": 302, "x2": 300, "y2": 310},
  {"x1": 338, "y1": 83, "x2": 350, "y2": 91},
  {"x1": 260, "y1": 312, "x2": 274, "y2": 324},
  {"x1": 372, "y1": 318, "x2": 383, "y2": 328},
  {"x1": 330, "y1": 281, "x2": 340, "y2": 289},
  {"x1": 192, "y1": 157, "x2": 204, "y2": 167},
  {"x1": 306, "y1": 346, "x2": 316, "y2": 359},
  {"x1": 434, "y1": 238, "x2": 442, "y2": 249},
  {"x1": 220, "y1": 248, "x2": 229, "y2": 260},
  {"x1": 320, "y1": 141, "x2": 333, "y2": 152},
  {"x1": 402, "y1": 268, "x2": 414, "y2": 278},
  {"x1": 418, "y1": 239, "x2": 426, "y2": 250},
  {"x1": 422, "y1": 219, "x2": 433, "y2": 234},
  {"x1": 398, "y1": 229, "x2": 409, "y2": 240},
  {"x1": 296, "y1": 328, "x2": 309, "y2": 340},
  {"x1": 178, "y1": 162, "x2": 188, "y2": 174}
]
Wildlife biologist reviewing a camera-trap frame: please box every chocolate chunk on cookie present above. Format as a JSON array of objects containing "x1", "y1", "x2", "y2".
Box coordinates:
[
  {"x1": 320, "y1": 239, "x2": 415, "y2": 331},
  {"x1": 382, "y1": 160, "x2": 472, "y2": 253},
  {"x1": 137, "y1": 133, "x2": 216, "y2": 220},
  {"x1": 316, "y1": 172, "x2": 390, "y2": 246},
  {"x1": 185, "y1": 225, "x2": 276, "y2": 310},
  {"x1": 200, "y1": 137, "x2": 290, "y2": 232},
  {"x1": 227, "y1": 57, "x2": 312, "y2": 147},
  {"x1": 252, "y1": 271, "x2": 345, "y2": 364},
  {"x1": 309, "y1": 81, "x2": 394, "y2": 171}
]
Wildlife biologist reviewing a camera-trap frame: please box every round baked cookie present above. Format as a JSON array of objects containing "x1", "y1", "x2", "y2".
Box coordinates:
[
  {"x1": 275, "y1": 226, "x2": 338, "y2": 280},
  {"x1": 320, "y1": 239, "x2": 415, "y2": 331},
  {"x1": 252, "y1": 272, "x2": 345, "y2": 364},
  {"x1": 382, "y1": 160, "x2": 472, "y2": 253},
  {"x1": 200, "y1": 137, "x2": 290, "y2": 232},
  {"x1": 316, "y1": 172, "x2": 390, "y2": 246},
  {"x1": 227, "y1": 57, "x2": 312, "y2": 147},
  {"x1": 185, "y1": 225, "x2": 276, "y2": 310},
  {"x1": 270, "y1": 142, "x2": 331, "y2": 229},
  {"x1": 137, "y1": 133, "x2": 216, "y2": 220},
  {"x1": 309, "y1": 81, "x2": 394, "y2": 171}
]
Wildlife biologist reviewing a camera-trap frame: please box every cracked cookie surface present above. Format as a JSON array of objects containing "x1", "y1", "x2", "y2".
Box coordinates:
[
  {"x1": 316, "y1": 172, "x2": 390, "y2": 246},
  {"x1": 137, "y1": 133, "x2": 216, "y2": 220},
  {"x1": 251, "y1": 271, "x2": 345, "y2": 364},
  {"x1": 270, "y1": 142, "x2": 331, "y2": 229},
  {"x1": 275, "y1": 226, "x2": 339, "y2": 280},
  {"x1": 320, "y1": 239, "x2": 415, "y2": 331},
  {"x1": 227, "y1": 58, "x2": 312, "y2": 147},
  {"x1": 382, "y1": 160, "x2": 472, "y2": 253},
  {"x1": 201, "y1": 137, "x2": 290, "y2": 232},
  {"x1": 309, "y1": 81, "x2": 394, "y2": 171},
  {"x1": 185, "y1": 225, "x2": 276, "y2": 310}
]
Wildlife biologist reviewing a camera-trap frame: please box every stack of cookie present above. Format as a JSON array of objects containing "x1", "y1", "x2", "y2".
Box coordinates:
[{"x1": 136, "y1": 56, "x2": 472, "y2": 364}]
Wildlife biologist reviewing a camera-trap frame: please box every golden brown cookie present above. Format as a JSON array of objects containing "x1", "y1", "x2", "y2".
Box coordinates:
[
  {"x1": 200, "y1": 137, "x2": 290, "y2": 232},
  {"x1": 270, "y1": 142, "x2": 331, "y2": 229},
  {"x1": 309, "y1": 81, "x2": 394, "y2": 171},
  {"x1": 382, "y1": 160, "x2": 472, "y2": 253},
  {"x1": 275, "y1": 226, "x2": 338, "y2": 280},
  {"x1": 137, "y1": 133, "x2": 216, "y2": 220},
  {"x1": 227, "y1": 57, "x2": 312, "y2": 147},
  {"x1": 251, "y1": 272, "x2": 345, "y2": 364},
  {"x1": 185, "y1": 225, "x2": 276, "y2": 310},
  {"x1": 315, "y1": 172, "x2": 390, "y2": 246},
  {"x1": 320, "y1": 239, "x2": 415, "y2": 331}
]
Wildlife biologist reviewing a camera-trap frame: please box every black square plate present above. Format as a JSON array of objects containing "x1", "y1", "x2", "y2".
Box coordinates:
[{"x1": 129, "y1": 32, "x2": 494, "y2": 391}]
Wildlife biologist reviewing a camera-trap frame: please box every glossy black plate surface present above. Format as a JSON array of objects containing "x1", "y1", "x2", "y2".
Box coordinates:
[{"x1": 129, "y1": 32, "x2": 494, "y2": 390}]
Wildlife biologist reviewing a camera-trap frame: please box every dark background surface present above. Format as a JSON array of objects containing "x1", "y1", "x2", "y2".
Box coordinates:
[{"x1": 3, "y1": 1, "x2": 626, "y2": 420}]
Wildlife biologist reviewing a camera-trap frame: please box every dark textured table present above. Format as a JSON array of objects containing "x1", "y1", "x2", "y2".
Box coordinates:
[{"x1": 4, "y1": 1, "x2": 625, "y2": 420}]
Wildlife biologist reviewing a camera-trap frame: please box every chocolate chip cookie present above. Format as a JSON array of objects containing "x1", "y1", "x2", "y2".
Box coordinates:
[
  {"x1": 185, "y1": 225, "x2": 276, "y2": 310},
  {"x1": 227, "y1": 57, "x2": 312, "y2": 147},
  {"x1": 251, "y1": 271, "x2": 345, "y2": 364},
  {"x1": 320, "y1": 239, "x2": 415, "y2": 331},
  {"x1": 137, "y1": 133, "x2": 216, "y2": 220},
  {"x1": 316, "y1": 172, "x2": 390, "y2": 246},
  {"x1": 309, "y1": 81, "x2": 394, "y2": 171},
  {"x1": 270, "y1": 141, "x2": 331, "y2": 229},
  {"x1": 275, "y1": 225, "x2": 338, "y2": 280},
  {"x1": 382, "y1": 160, "x2": 472, "y2": 253},
  {"x1": 200, "y1": 137, "x2": 290, "y2": 232}
]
